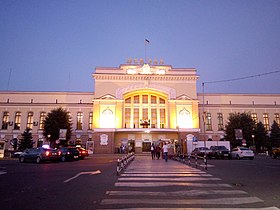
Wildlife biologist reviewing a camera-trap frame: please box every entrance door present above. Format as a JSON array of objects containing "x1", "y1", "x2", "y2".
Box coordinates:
[{"x1": 142, "y1": 141, "x2": 151, "y2": 152}]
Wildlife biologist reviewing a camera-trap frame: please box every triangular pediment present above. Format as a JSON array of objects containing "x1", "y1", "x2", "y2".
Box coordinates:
[
  {"x1": 99, "y1": 94, "x2": 116, "y2": 100},
  {"x1": 176, "y1": 94, "x2": 193, "y2": 100}
]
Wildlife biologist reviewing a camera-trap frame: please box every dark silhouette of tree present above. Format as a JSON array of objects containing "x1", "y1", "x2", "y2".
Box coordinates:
[
  {"x1": 43, "y1": 107, "x2": 72, "y2": 148},
  {"x1": 225, "y1": 112, "x2": 255, "y2": 148},
  {"x1": 18, "y1": 128, "x2": 33, "y2": 151},
  {"x1": 254, "y1": 122, "x2": 267, "y2": 153},
  {"x1": 269, "y1": 121, "x2": 280, "y2": 149}
]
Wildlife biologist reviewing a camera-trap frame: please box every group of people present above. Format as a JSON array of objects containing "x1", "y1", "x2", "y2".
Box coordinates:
[{"x1": 151, "y1": 142, "x2": 169, "y2": 162}]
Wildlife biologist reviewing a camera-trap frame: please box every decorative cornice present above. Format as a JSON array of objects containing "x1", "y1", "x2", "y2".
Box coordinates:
[{"x1": 93, "y1": 74, "x2": 198, "y2": 81}]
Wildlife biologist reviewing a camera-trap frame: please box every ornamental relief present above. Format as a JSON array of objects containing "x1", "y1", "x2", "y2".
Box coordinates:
[{"x1": 116, "y1": 83, "x2": 176, "y2": 100}]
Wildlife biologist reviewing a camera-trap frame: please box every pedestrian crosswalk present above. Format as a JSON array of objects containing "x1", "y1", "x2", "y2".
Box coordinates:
[{"x1": 98, "y1": 155, "x2": 279, "y2": 210}]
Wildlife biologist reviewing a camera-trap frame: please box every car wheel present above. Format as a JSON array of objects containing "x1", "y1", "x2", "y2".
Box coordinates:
[
  {"x1": 19, "y1": 156, "x2": 25, "y2": 163},
  {"x1": 236, "y1": 154, "x2": 241, "y2": 160},
  {"x1": 36, "y1": 157, "x2": 41, "y2": 164},
  {"x1": 61, "y1": 156, "x2": 66, "y2": 162}
]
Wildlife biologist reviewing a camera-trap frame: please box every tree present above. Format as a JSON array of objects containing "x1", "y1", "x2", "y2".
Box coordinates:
[
  {"x1": 224, "y1": 112, "x2": 255, "y2": 148},
  {"x1": 269, "y1": 121, "x2": 280, "y2": 149},
  {"x1": 254, "y1": 122, "x2": 267, "y2": 153},
  {"x1": 18, "y1": 128, "x2": 33, "y2": 151},
  {"x1": 43, "y1": 107, "x2": 72, "y2": 148}
]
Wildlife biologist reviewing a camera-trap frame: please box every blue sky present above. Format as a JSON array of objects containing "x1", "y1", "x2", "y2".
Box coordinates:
[{"x1": 1, "y1": 0, "x2": 280, "y2": 94}]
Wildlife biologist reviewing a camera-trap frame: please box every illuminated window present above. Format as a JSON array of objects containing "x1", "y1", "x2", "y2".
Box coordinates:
[
  {"x1": 263, "y1": 113, "x2": 270, "y2": 131},
  {"x1": 151, "y1": 95, "x2": 156, "y2": 104},
  {"x1": 134, "y1": 95, "x2": 139, "y2": 104},
  {"x1": 88, "y1": 112, "x2": 93, "y2": 130},
  {"x1": 178, "y1": 108, "x2": 191, "y2": 128},
  {"x1": 125, "y1": 97, "x2": 131, "y2": 103},
  {"x1": 39, "y1": 112, "x2": 46, "y2": 130},
  {"x1": 205, "y1": 112, "x2": 212, "y2": 131},
  {"x1": 125, "y1": 108, "x2": 131, "y2": 128},
  {"x1": 124, "y1": 92, "x2": 167, "y2": 129},
  {"x1": 14, "y1": 112, "x2": 21, "y2": 130},
  {"x1": 274, "y1": 113, "x2": 280, "y2": 125},
  {"x1": 134, "y1": 108, "x2": 139, "y2": 128},
  {"x1": 100, "y1": 107, "x2": 114, "y2": 128},
  {"x1": 151, "y1": 108, "x2": 157, "y2": 128},
  {"x1": 76, "y1": 112, "x2": 83, "y2": 130},
  {"x1": 217, "y1": 113, "x2": 224, "y2": 130},
  {"x1": 2, "y1": 111, "x2": 9, "y2": 130},
  {"x1": 26, "y1": 112, "x2": 33, "y2": 129},
  {"x1": 142, "y1": 95, "x2": 148, "y2": 104},
  {"x1": 251, "y1": 113, "x2": 258, "y2": 124}
]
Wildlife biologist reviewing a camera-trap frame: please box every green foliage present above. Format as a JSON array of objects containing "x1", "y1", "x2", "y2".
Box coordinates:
[
  {"x1": 43, "y1": 107, "x2": 72, "y2": 147},
  {"x1": 18, "y1": 128, "x2": 33, "y2": 151},
  {"x1": 254, "y1": 122, "x2": 267, "y2": 153},
  {"x1": 270, "y1": 121, "x2": 280, "y2": 148},
  {"x1": 225, "y1": 112, "x2": 255, "y2": 148}
]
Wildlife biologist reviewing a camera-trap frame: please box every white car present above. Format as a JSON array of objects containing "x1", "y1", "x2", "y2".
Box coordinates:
[{"x1": 231, "y1": 147, "x2": 254, "y2": 160}]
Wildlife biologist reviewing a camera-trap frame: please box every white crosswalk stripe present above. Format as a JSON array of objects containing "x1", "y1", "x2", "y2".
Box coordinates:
[{"x1": 98, "y1": 156, "x2": 280, "y2": 210}]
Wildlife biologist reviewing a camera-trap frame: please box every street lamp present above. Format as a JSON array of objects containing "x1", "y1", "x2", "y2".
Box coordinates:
[
  {"x1": 251, "y1": 134, "x2": 255, "y2": 146},
  {"x1": 47, "y1": 134, "x2": 51, "y2": 144}
]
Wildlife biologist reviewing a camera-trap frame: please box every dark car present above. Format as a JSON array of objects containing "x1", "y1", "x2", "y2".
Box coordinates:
[
  {"x1": 58, "y1": 147, "x2": 79, "y2": 162},
  {"x1": 19, "y1": 147, "x2": 60, "y2": 163},
  {"x1": 191, "y1": 147, "x2": 211, "y2": 157},
  {"x1": 76, "y1": 147, "x2": 89, "y2": 160},
  {"x1": 209, "y1": 145, "x2": 230, "y2": 159},
  {"x1": 271, "y1": 147, "x2": 280, "y2": 159}
]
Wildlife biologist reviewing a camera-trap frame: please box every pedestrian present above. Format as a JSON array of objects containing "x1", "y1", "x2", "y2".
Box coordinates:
[
  {"x1": 155, "y1": 144, "x2": 161, "y2": 160},
  {"x1": 151, "y1": 143, "x2": 155, "y2": 159},
  {"x1": 162, "y1": 142, "x2": 168, "y2": 162}
]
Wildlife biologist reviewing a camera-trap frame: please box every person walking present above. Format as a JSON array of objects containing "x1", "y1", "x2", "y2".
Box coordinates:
[
  {"x1": 151, "y1": 143, "x2": 156, "y2": 159},
  {"x1": 155, "y1": 144, "x2": 161, "y2": 160},
  {"x1": 162, "y1": 142, "x2": 168, "y2": 162}
]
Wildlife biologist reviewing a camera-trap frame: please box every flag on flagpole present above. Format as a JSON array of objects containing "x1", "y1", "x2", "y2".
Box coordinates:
[{"x1": 145, "y1": 39, "x2": 150, "y2": 44}]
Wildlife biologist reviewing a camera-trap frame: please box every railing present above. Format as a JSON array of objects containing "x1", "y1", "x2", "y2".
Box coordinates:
[
  {"x1": 117, "y1": 152, "x2": 135, "y2": 175},
  {"x1": 172, "y1": 154, "x2": 208, "y2": 170}
]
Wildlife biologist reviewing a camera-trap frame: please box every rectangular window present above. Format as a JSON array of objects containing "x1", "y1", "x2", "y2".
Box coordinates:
[
  {"x1": 263, "y1": 113, "x2": 270, "y2": 131},
  {"x1": 159, "y1": 98, "x2": 165, "y2": 104},
  {"x1": 142, "y1": 95, "x2": 148, "y2": 104},
  {"x1": 275, "y1": 113, "x2": 280, "y2": 125},
  {"x1": 142, "y1": 108, "x2": 148, "y2": 120},
  {"x1": 2, "y1": 111, "x2": 9, "y2": 130},
  {"x1": 14, "y1": 112, "x2": 21, "y2": 130},
  {"x1": 217, "y1": 113, "x2": 224, "y2": 131},
  {"x1": 251, "y1": 113, "x2": 258, "y2": 124},
  {"x1": 125, "y1": 97, "x2": 131, "y2": 103},
  {"x1": 134, "y1": 95, "x2": 139, "y2": 104},
  {"x1": 39, "y1": 112, "x2": 46, "y2": 130},
  {"x1": 125, "y1": 108, "x2": 131, "y2": 128},
  {"x1": 88, "y1": 112, "x2": 93, "y2": 130},
  {"x1": 134, "y1": 108, "x2": 139, "y2": 128},
  {"x1": 151, "y1": 95, "x2": 156, "y2": 104},
  {"x1": 160, "y1": 108, "x2": 165, "y2": 128},
  {"x1": 26, "y1": 112, "x2": 33, "y2": 129},
  {"x1": 76, "y1": 112, "x2": 83, "y2": 130},
  {"x1": 151, "y1": 108, "x2": 157, "y2": 128},
  {"x1": 206, "y1": 112, "x2": 212, "y2": 131}
]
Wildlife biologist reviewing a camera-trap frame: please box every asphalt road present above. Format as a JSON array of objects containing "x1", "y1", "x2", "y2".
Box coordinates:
[{"x1": 0, "y1": 154, "x2": 279, "y2": 210}]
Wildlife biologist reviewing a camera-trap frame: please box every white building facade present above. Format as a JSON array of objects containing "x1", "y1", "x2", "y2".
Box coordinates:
[{"x1": 0, "y1": 63, "x2": 280, "y2": 154}]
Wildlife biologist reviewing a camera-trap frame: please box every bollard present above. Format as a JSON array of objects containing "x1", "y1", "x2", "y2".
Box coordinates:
[
  {"x1": 117, "y1": 159, "x2": 120, "y2": 175},
  {"x1": 204, "y1": 155, "x2": 207, "y2": 170},
  {"x1": 195, "y1": 154, "x2": 198, "y2": 168}
]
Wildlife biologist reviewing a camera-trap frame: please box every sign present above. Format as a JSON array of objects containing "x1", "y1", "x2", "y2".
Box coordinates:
[
  {"x1": 235, "y1": 129, "x2": 243, "y2": 140},
  {"x1": 59, "y1": 129, "x2": 67, "y2": 140},
  {"x1": 100, "y1": 134, "x2": 108, "y2": 145}
]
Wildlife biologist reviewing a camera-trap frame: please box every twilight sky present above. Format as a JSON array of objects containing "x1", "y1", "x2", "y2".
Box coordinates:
[{"x1": 0, "y1": 0, "x2": 280, "y2": 94}]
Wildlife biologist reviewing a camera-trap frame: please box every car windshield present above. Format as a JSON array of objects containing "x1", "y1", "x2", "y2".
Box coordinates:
[{"x1": 240, "y1": 147, "x2": 249, "y2": 150}]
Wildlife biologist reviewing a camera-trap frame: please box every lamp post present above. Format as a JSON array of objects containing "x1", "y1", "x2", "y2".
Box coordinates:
[
  {"x1": 47, "y1": 134, "x2": 51, "y2": 145},
  {"x1": 252, "y1": 134, "x2": 255, "y2": 146}
]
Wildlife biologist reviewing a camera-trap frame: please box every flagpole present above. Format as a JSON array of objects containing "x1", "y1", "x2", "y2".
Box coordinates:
[{"x1": 144, "y1": 39, "x2": 150, "y2": 63}]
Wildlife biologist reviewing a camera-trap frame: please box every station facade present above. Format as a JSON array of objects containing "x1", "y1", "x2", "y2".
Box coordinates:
[{"x1": 0, "y1": 62, "x2": 280, "y2": 154}]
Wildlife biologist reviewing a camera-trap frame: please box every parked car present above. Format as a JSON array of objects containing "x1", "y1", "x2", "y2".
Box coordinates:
[
  {"x1": 191, "y1": 147, "x2": 211, "y2": 157},
  {"x1": 270, "y1": 147, "x2": 280, "y2": 159},
  {"x1": 11, "y1": 151, "x2": 23, "y2": 158},
  {"x1": 19, "y1": 147, "x2": 60, "y2": 163},
  {"x1": 57, "y1": 147, "x2": 79, "y2": 162},
  {"x1": 209, "y1": 146, "x2": 230, "y2": 159},
  {"x1": 231, "y1": 147, "x2": 254, "y2": 160},
  {"x1": 76, "y1": 147, "x2": 89, "y2": 159}
]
